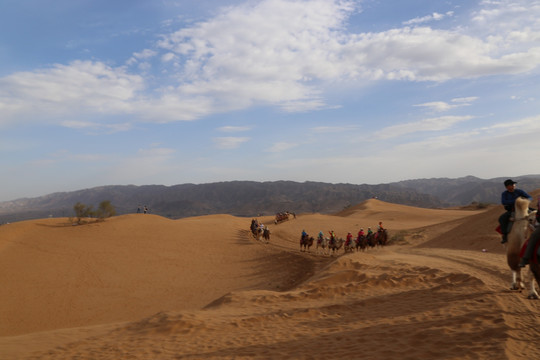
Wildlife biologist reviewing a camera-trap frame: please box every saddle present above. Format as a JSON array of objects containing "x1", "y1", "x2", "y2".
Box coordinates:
[{"x1": 520, "y1": 238, "x2": 540, "y2": 264}]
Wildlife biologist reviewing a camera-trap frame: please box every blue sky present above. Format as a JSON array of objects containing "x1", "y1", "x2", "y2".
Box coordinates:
[{"x1": 1, "y1": 0, "x2": 540, "y2": 201}]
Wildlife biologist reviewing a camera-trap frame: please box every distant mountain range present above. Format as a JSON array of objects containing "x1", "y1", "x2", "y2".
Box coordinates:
[{"x1": 2, "y1": 175, "x2": 540, "y2": 223}]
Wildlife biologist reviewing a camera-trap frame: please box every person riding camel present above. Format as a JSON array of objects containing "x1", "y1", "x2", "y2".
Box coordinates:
[
  {"x1": 318, "y1": 231, "x2": 324, "y2": 242},
  {"x1": 301, "y1": 229, "x2": 308, "y2": 240},
  {"x1": 377, "y1": 221, "x2": 384, "y2": 232},
  {"x1": 358, "y1": 228, "x2": 365, "y2": 238},
  {"x1": 329, "y1": 230, "x2": 336, "y2": 245},
  {"x1": 346, "y1": 232, "x2": 353, "y2": 246},
  {"x1": 367, "y1": 227, "x2": 373, "y2": 237},
  {"x1": 498, "y1": 179, "x2": 532, "y2": 244}
]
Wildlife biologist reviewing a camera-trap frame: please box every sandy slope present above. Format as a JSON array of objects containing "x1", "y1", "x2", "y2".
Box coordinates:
[{"x1": 1, "y1": 199, "x2": 540, "y2": 359}]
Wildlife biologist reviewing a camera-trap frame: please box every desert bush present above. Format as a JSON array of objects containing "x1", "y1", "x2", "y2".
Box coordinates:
[
  {"x1": 96, "y1": 200, "x2": 116, "y2": 219},
  {"x1": 73, "y1": 202, "x2": 93, "y2": 224},
  {"x1": 73, "y1": 200, "x2": 115, "y2": 224}
]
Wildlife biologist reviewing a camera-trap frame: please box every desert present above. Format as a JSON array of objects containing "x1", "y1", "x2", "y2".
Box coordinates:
[{"x1": 1, "y1": 196, "x2": 540, "y2": 359}]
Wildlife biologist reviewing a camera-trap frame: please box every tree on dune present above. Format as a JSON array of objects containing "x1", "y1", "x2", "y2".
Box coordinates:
[{"x1": 72, "y1": 200, "x2": 116, "y2": 224}]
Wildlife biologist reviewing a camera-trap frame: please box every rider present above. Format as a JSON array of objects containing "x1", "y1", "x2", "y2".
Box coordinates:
[
  {"x1": 318, "y1": 231, "x2": 324, "y2": 242},
  {"x1": 346, "y1": 232, "x2": 353, "y2": 246},
  {"x1": 498, "y1": 179, "x2": 532, "y2": 244},
  {"x1": 329, "y1": 230, "x2": 336, "y2": 245},
  {"x1": 377, "y1": 221, "x2": 384, "y2": 232},
  {"x1": 367, "y1": 227, "x2": 373, "y2": 237},
  {"x1": 357, "y1": 228, "x2": 365, "y2": 238},
  {"x1": 301, "y1": 229, "x2": 308, "y2": 239}
]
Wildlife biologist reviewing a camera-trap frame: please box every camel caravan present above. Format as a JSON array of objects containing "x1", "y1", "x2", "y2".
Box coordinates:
[
  {"x1": 250, "y1": 217, "x2": 388, "y2": 255},
  {"x1": 274, "y1": 211, "x2": 296, "y2": 224},
  {"x1": 250, "y1": 218, "x2": 271, "y2": 243},
  {"x1": 302, "y1": 225, "x2": 388, "y2": 255}
]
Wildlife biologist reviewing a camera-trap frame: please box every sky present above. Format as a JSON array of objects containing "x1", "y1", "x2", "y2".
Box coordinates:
[{"x1": 1, "y1": 0, "x2": 540, "y2": 201}]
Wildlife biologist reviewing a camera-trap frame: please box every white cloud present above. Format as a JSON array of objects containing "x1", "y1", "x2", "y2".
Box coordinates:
[
  {"x1": 452, "y1": 96, "x2": 478, "y2": 103},
  {"x1": 414, "y1": 101, "x2": 455, "y2": 112},
  {"x1": 213, "y1": 136, "x2": 250, "y2": 149},
  {"x1": 414, "y1": 97, "x2": 478, "y2": 112},
  {"x1": 0, "y1": 60, "x2": 144, "y2": 125},
  {"x1": 217, "y1": 126, "x2": 252, "y2": 132},
  {"x1": 2, "y1": 0, "x2": 540, "y2": 127},
  {"x1": 161, "y1": 52, "x2": 176, "y2": 62},
  {"x1": 266, "y1": 142, "x2": 298, "y2": 153},
  {"x1": 375, "y1": 115, "x2": 475, "y2": 139},
  {"x1": 403, "y1": 11, "x2": 454, "y2": 26},
  {"x1": 60, "y1": 120, "x2": 132, "y2": 133}
]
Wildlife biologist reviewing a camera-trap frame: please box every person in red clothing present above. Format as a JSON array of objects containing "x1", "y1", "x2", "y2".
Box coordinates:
[{"x1": 346, "y1": 232, "x2": 353, "y2": 246}]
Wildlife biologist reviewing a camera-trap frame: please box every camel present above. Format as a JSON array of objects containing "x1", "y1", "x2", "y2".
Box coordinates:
[
  {"x1": 300, "y1": 235, "x2": 314, "y2": 252},
  {"x1": 344, "y1": 240, "x2": 355, "y2": 253},
  {"x1": 316, "y1": 236, "x2": 328, "y2": 255},
  {"x1": 262, "y1": 228, "x2": 270, "y2": 243},
  {"x1": 530, "y1": 264, "x2": 540, "y2": 299},
  {"x1": 329, "y1": 237, "x2": 344, "y2": 255},
  {"x1": 522, "y1": 226, "x2": 540, "y2": 298},
  {"x1": 505, "y1": 197, "x2": 538, "y2": 297},
  {"x1": 376, "y1": 229, "x2": 388, "y2": 246},
  {"x1": 355, "y1": 235, "x2": 367, "y2": 252}
]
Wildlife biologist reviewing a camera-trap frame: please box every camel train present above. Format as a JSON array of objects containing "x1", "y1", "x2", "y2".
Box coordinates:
[
  {"x1": 250, "y1": 219, "x2": 270, "y2": 244},
  {"x1": 312, "y1": 229, "x2": 388, "y2": 255}
]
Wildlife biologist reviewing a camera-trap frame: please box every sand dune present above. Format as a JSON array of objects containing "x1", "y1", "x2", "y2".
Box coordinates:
[{"x1": 1, "y1": 199, "x2": 540, "y2": 359}]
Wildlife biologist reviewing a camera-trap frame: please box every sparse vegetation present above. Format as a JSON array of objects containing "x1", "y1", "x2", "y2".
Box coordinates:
[
  {"x1": 96, "y1": 200, "x2": 116, "y2": 219},
  {"x1": 72, "y1": 200, "x2": 116, "y2": 225}
]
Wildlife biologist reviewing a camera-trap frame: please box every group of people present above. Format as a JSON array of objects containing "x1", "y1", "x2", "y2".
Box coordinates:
[
  {"x1": 497, "y1": 179, "x2": 540, "y2": 267},
  {"x1": 250, "y1": 218, "x2": 270, "y2": 241},
  {"x1": 302, "y1": 221, "x2": 386, "y2": 245},
  {"x1": 136, "y1": 205, "x2": 149, "y2": 214}
]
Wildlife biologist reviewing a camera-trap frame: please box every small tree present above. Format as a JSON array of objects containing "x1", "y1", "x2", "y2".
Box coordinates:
[
  {"x1": 73, "y1": 202, "x2": 93, "y2": 224},
  {"x1": 96, "y1": 200, "x2": 116, "y2": 219}
]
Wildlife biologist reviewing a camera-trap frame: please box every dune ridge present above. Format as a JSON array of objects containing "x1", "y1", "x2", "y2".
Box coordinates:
[{"x1": 1, "y1": 199, "x2": 540, "y2": 359}]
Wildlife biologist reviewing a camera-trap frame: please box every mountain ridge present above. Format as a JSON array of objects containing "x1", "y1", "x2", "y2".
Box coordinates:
[{"x1": 2, "y1": 175, "x2": 540, "y2": 223}]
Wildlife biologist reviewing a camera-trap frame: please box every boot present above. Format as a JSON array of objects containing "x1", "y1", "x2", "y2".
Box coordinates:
[
  {"x1": 501, "y1": 234, "x2": 508, "y2": 244},
  {"x1": 519, "y1": 257, "x2": 529, "y2": 267}
]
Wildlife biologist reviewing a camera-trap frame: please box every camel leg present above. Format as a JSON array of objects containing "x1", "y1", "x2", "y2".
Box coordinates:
[
  {"x1": 511, "y1": 270, "x2": 525, "y2": 291},
  {"x1": 527, "y1": 269, "x2": 539, "y2": 299}
]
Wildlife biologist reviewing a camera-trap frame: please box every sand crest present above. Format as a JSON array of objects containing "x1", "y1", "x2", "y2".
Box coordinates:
[{"x1": 1, "y1": 199, "x2": 539, "y2": 359}]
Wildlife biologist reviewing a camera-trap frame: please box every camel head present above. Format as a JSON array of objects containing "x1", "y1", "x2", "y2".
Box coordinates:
[{"x1": 515, "y1": 197, "x2": 530, "y2": 217}]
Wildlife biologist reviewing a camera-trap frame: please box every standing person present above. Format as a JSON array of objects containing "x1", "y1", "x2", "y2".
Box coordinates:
[{"x1": 498, "y1": 179, "x2": 532, "y2": 244}]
